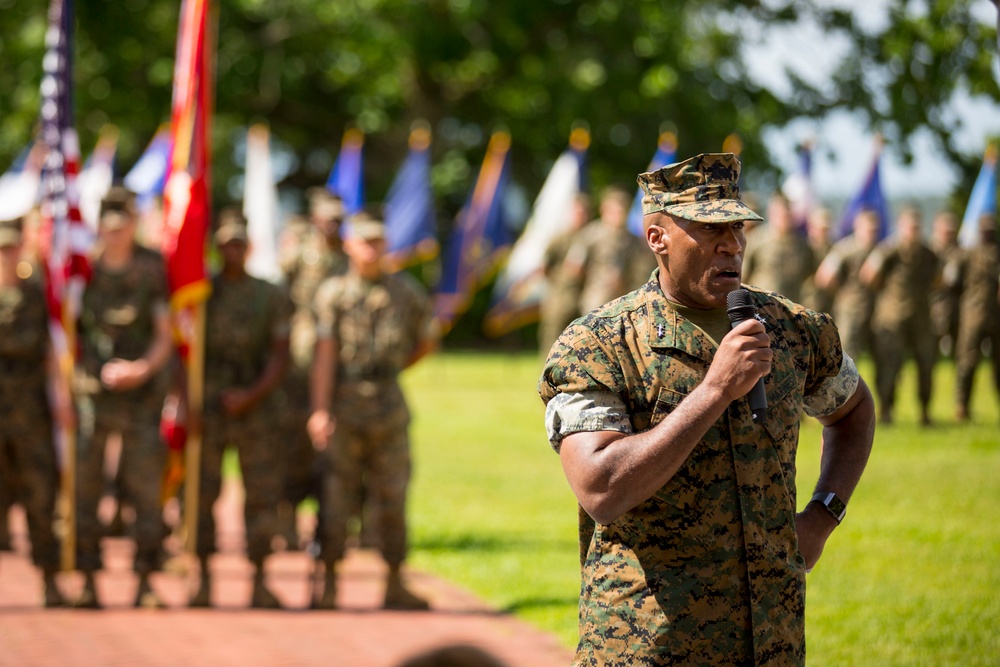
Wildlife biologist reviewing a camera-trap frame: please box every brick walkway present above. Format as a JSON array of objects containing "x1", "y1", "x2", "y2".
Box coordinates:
[{"x1": 0, "y1": 481, "x2": 572, "y2": 667}]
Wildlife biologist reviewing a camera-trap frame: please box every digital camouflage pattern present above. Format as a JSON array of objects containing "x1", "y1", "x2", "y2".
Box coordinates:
[
  {"x1": 955, "y1": 241, "x2": 1000, "y2": 414},
  {"x1": 539, "y1": 272, "x2": 857, "y2": 666},
  {"x1": 0, "y1": 280, "x2": 60, "y2": 572},
  {"x1": 313, "y1": 270, "x2": 433, "y2": 566},
  {"x1": 277, "y1": 222, "x2": 349, "y2": 518},
  {"x1": 742, "y1": 226, "x2": 818, "y2": 305},
  {"x1": 280, "y1": 224, "x2": 349, "y2": 370},
  {"x1": 638, "y1": 153, "x2": 763, "y2": 224},
  {"x1": 75, "y1": 244, "x2": 171, "y2": 573},
  {"x1": 567, "y1": 221, "x2": 656, "y2": 316},
  {"x1": 816, "y1": 234, "x2": 877, "y2": 360},
  {"x1": 539, "y1": 227, "x2": 585, "y2": 354},
  {"x1": 197, "y1": 272, "x2": 292, "y2": 562},
  {"x1": 865, "y1": 237, "x2": 940, "y2": 412}
]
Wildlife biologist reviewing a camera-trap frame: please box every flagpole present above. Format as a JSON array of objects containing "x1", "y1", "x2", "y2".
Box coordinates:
[
  {"x1": 59, "y1": 300, "x2": 76, "y2": 573},
  {"x1": 183, "y1": 302, "x2": 205, "y2": 554}
]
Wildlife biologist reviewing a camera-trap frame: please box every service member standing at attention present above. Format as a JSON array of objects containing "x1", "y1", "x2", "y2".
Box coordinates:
[
  {"x1": 308, "y1": 212, "x2": 436, "y2": 610},
  {"x1": 75, "y1": 187, "x2": 174, "y2": 608},
  {"x1": 954, "y1": 212, "x2": 1000, "y2": 422},
  {"x1": 276, "y1": 189, "x2": 349, "y2": 551},
  {"x1": 190, "y1": 210, "x2": 292, "y2": 609},
  {"x1": 0, "y1": 218, "x2": 73, "y2": 606},
  {"x1": 860, "y1": 206, "x2": 940, "y2": 425},
  {"x1": 539, "y1": 153, "x2": 875, "y2": 666},
  {"x1": 742, "y1": 192, "x2": 817, "y2": 304}
]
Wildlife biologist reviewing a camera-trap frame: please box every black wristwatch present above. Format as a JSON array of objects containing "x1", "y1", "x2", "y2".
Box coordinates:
[{"x1": 811, "y1": 491, "x2": 847, "y2": 524}]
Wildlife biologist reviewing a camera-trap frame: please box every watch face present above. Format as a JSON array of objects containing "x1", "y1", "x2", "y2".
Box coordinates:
[{"x1": 827, "y1": 495, "x2": 847, "y2": 520}]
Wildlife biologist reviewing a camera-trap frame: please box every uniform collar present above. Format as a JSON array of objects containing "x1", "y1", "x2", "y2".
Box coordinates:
[{"x1": 642, "y1": 269, "x2": 718, "y2": 363}]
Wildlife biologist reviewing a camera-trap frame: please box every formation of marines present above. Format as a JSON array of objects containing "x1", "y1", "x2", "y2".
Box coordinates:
[{"x1": 1, "y1": 173, "x2": 998, "y2": 609}]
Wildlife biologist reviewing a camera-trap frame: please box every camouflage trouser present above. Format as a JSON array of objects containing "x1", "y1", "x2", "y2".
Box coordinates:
[
  {"x1": 196, "y1": 410, "x2": 283, "y2": 564},
  {"x1": 954, "y1": 313, "x2": 1000, "y2": 412},
  {"x1": 277, "y1": 370, "x2": 322, "y2": 508},
  {"x1": 76, "y1": 392, "x2": 167, "y2": 574},
  {"x1": 836, "y1": 299, "x2": 875, "y2": 361},
  {"x1": 873, "y1": 318, "x2": 937, "y2": 410},
  {"x1": 319, "y1": 405, "x2": 411, "y2": 568},
  {"x1": 0, "y1": 391, "x2": 60, "y2": 571}
]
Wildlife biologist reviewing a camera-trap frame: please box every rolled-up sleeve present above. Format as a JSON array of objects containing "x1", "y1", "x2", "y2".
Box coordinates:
[{"x1": 544, "y1": 389, "x2": 632, "y2": 452}]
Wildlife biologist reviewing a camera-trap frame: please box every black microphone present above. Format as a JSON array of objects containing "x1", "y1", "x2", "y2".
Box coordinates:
[{"x1": 726, "y1": 288, "x2": 767, "y2": 423}]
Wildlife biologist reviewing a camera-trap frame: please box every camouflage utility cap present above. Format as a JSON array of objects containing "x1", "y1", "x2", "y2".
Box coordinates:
[
  {"x1": 215, "y1": 209, "x2": 249, "y2": 245},
  {"x1": 99, "y1": 186, "x2": 137, "y2": 228},
  {"x1": 347, "y1": 212, "x2": 386, "y2": 241},
  {"x1": 638, "y1": 152, "x2": 763, "y2": 224}
]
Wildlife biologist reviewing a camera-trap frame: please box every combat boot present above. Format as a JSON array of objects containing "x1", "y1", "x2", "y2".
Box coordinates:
[
  {"x1": 43, "y1": 571, "x2": 67, "y2": 608},
  {"x1": 189, "y1": 575, "x2": 212, "y2": 608},
  {"x1": 250, "y1": 566, "x2": 282, "y2": 609},
  {"x1": 383, "y1": 567, "x2": 429, "y2": 611},
  {"x1": 313, "y1": 564, "x2": 337, "y2": 610},
  {"x1": 135, "y1": 572, "x2": 166, "y2": 609},
  {"x1": 74, "y1": 572, "x2": 101, "y2": 609}
]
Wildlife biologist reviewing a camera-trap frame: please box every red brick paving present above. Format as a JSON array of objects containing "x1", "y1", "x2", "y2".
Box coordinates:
[{"x1": 0, "y1": 480, "x2": 572, "y2": 667}]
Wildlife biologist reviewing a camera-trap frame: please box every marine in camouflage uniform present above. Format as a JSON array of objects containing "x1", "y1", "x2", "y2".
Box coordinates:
[
  {"x1": 190, "y1": 211, "x2": 292, "y2": 608},
  {"x1": 308, "y1": 213, "x2": 436, "y2": 610},
  {"x1": 860, "y1": 207, "x2": 940, "y2": 425},
  {"x1": 954, "y1": 213, "x2": 1000, "y2": 422},
  {"x1": 0, "y1": 219, "x2": 68, "y2": 606},
  {"x1": 929, "y1": 211, "x2": 964, "y2": 357},
  {"x1": 801, "y1": 207, "x2": 835, "y2": 313},
  {"x1": 742, "y1": 193, "x2": 817, "y2": 304},
  {"x1": 539, "y1": 154, "x2": 875, "y2": 666},
  {"x1": 74, "y1": 188, "x2": 175, "y2": 608},
  {"x1": 538, "y1": 192, "x2": 591, "y2": 355},
  {"x1": 275, "y1": 191, "x2": 349, "y2": 549},
  {"x1": 564, "y1": 186, "x2": 656, "y2": 316},
  {"x1": 813, "y1": 209, "x2": 881, "y2": 361}
]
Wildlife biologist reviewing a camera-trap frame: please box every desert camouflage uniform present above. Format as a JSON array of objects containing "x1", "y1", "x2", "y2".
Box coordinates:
[
  {"x1": 539, "y1": 273, "x2": 858, "y2": 666},
  {"x1": 538, "y1": 228, "x2": 585, "y2": 355},
  {"x1": 312, "y1": 269, "x2": 432, "y2": 568},
  {"x1": 76, "y1": 244, "x2": 170, "y2": 574},
  {"x1": 0, "y1": 279, "x2": 60, "y2": 572},
  {"x1": 568, "y1": 221, "x2": 655, "y2": 315},
  {"x1": 954, "y1": 241, "x2": 1000, "y2": 415},
  {"x1": 195, "y1": 271, "x2": 292, "y2": 562},
  {"x1": 277, "y1": 224, "x2": 348, "y2": 524},
  {"x1": 865, "y1": 237, "x2": 940, "y2": 415},
  {"x1": 742, "y1": 225, "x2": 817, "y2": 304},
  {"x1": 818, "y1": 234, "x2": 877, "y2": 360}
]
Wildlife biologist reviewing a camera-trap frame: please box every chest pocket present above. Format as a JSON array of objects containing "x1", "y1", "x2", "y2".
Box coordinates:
[{"x1": 760, "y1": 369, "x2": 803, "y2": 491}]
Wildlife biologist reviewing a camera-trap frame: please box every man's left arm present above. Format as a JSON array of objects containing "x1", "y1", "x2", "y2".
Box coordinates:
[{"x1": 797, "y1": 377, "x2": 876, "y2": 571}]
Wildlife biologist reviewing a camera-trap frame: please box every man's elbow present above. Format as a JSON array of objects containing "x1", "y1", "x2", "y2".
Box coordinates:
[{"x1": 577, "y1": 490, "x2": 629, "y2": 526}]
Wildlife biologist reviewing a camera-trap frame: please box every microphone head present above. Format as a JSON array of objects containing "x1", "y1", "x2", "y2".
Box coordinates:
[
  {"x1": 727, "y1": 288, "x2": 752, "y2": 311},
  {"x1": 726, "y1": 288, "x2": 754, "y2": 325}
]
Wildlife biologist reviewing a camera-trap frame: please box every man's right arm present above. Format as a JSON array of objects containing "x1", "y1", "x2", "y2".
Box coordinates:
[{"x1": 557, "y1": 318, "x2": 771, "y2": 525}]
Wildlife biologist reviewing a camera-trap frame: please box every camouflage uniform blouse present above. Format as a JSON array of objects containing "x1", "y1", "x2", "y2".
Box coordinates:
[
  {"x1": 313, "y1": 270, "x2": 432, "y2": 427},
  {"x1": 539, "y1": 271, "x2": 858, "y2": 666}
]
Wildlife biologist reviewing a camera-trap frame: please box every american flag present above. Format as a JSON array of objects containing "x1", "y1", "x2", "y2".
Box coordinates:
[{"x1": 39, "y1": 0, "x2": 92, "y2": 343}]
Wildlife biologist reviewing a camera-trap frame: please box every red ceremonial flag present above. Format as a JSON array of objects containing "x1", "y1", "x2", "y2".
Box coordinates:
[{"x1": 162, "y1": 0, "x2": 213, "y2": 346}]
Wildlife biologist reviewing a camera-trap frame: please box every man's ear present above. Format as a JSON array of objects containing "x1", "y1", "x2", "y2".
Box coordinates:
[{"x1": 646, "y1": 220, "x2": 668, "y2": 257}]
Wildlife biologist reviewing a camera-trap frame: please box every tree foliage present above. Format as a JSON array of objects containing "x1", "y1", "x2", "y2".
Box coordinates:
[{"x1": 0, "y1": 0, "x2": 996, "y2": 214}]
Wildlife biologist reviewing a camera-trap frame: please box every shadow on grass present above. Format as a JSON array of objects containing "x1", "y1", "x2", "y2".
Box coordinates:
[
  {"x1": 413, "y1": 533, "x2": 574, "y2": 554},
  {"x1": 502, "y1": 595, "x2": 579, "y2": 614}
]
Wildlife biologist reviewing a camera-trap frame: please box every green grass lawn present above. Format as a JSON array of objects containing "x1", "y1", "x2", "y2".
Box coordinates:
[{"x1": 402, "y1": 352, "x2": 1000, "y2": 664}]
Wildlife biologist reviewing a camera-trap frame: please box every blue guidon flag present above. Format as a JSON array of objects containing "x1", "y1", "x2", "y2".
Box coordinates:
[{"x1": 434, "y1": 131, "x2": 512, "y2": 336}]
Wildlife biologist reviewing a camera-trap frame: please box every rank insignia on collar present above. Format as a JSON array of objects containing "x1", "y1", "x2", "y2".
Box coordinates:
[
  {"x1": 754, "y1": 313, "x2": 767, "y2": 325},
  {"x1": 657, "y1": 323, "x2": 664, "y2": 338}
]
